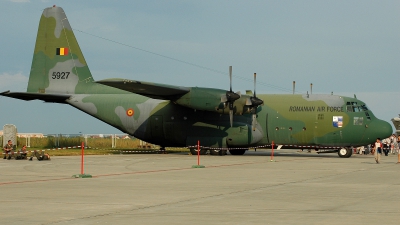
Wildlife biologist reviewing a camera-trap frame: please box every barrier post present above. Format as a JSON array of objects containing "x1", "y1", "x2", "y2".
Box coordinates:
[
  {"x1": 197, "y1": 140, "x2": 200, "y2": 166},
  {"x1": 192, "y1": 140, "x2": 205, "y2": 168},
  {"x1": 72, "y1": 142, "x2": 92, "y2": 178},
  {"x1": 81, "y1": 142, "x2": 84, "y2": 174},
  {"x1": 270, "y1": 141, "x2": 275, "y2": 162}
]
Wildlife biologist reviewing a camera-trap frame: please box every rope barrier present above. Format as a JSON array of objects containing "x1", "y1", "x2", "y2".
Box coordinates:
[{"x1": 2, "y1": 144, "x2": 346, "y2": 156}]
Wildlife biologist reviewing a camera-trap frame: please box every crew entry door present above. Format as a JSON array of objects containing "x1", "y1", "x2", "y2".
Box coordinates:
[{"x1": 150, "y1": 116, "x2": 164, "y2": 141}]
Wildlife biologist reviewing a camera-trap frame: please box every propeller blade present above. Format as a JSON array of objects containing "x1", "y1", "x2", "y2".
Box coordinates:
[
  {"x1": 254, "y1": 73, "x2": 256, "y2": 97},
  {"x1": 229, "y1": 109, "x2": 233, "y2": 127},
  {"x1": 229, "y1": 66, "x2": 232, "y2": 92},
  {"x1": 251, "y1": 72, "x2": 262, "y2": 131},
  {"x1": 235, "y1": 91, "x2": 241, "y2": 97},
  {"x1": 252, "y1": 113, "x2": 257, "y2": 131}
]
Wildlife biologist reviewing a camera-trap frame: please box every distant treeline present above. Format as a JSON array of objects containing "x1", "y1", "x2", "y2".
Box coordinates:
[{"x1": 1, "y1": 136, "x2": 153, "y2": 149}]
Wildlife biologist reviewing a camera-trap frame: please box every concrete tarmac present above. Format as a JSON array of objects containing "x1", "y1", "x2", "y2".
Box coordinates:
[{"x1": 1, "y1": 150, "x2": 400, "y2": 225}]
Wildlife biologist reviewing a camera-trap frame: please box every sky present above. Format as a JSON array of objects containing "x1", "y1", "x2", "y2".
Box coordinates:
[{"x1": 0, "y1": 0, "x2": 399, "y2": 134}]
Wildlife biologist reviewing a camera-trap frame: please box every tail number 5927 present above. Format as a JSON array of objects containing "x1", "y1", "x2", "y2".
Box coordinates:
[{"x1": 51, "y1": 72, "x2": 70, "y2": 79}]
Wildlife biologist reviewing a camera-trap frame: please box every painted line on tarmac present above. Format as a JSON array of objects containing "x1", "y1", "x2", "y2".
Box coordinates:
[{"x1": 0, "y1": 177, "x2": 73, "y2": 186}]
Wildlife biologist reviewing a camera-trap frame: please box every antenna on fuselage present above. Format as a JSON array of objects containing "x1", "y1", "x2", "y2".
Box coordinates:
[
  {"x1": 310, "y1": 83, "x2": 313, "y2": 95},
  {"x1": 293, "y1": 81, "x2": 295, "y2": 94}
]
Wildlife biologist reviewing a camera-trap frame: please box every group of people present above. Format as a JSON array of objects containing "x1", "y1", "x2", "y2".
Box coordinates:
[
  {"x1": 373, "y1": 134, "x2": 400, "y2": 164},
  {"x1": 3, "y1": 140, "x2": 50, "y2": 161}
]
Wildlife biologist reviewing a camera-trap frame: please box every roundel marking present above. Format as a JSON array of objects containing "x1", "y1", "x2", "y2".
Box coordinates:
[{"x1": 126, "y1": 108, "x2": 134, "y2": 117}]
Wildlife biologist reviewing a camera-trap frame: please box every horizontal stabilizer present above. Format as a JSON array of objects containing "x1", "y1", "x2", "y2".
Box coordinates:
[
  {"x1": 0, "y1": 91, "x2": 70, "y2": 104},
  {"x1": 96, "y1": 78, "x2": 190, "y2": 100}
]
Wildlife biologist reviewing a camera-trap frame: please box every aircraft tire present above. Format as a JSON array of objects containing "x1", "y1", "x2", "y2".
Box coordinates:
[
  {"x1": 338, "y1": 147, "x2": 352, "y2": 158},
  {"x1": 229, "y1": 149, "x2": 246, "y2": 155},
  {"x1": 210, "y1": 150, "x2": 222, "y2": 155},
  {"x1": 190, "y1": 148, "x2": 207, "y2": 155}
]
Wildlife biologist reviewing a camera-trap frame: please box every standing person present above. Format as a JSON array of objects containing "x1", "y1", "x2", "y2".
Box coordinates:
[
  {"x1": 382, "y1": 137, "x2": 390, "y2": 156},
  {"x1": 390, "y1": 134, "x2": 396, "y2": 154},
  {"x1": 3, "y1": 140, "x2": 14, "y2": 160},
  {"x1": 374, "y1": 138, "x2": 382, "y2": 164},
  {"x1": 397, "y1": 135, "x2": 400, "y2": 154}
]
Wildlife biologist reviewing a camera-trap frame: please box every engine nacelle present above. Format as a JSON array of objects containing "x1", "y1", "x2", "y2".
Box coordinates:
[{"x1": 174, "y1": 87, "x2": 253, "y2": 115}]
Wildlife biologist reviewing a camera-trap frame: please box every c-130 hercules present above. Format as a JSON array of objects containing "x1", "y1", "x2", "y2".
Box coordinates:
[{"x1": 1, "y1": 6, "x2": 392, "y2": 158}]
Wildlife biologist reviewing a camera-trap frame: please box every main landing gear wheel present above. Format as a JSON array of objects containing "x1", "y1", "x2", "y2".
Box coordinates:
[
  {"x1": 190, "y1": 148, "x2": 207, "y2": 155},
  {"x1": 210, "y1": 150, "x2": 227, "y2": 156},
  {"x1": 209, "y1": 150, "x2": 219, "y2": 155},
  {"x1": 338, "y1": 147, "x2": 352, "y2": 158},
  {"x1": 229, "y1": 149, "x2": 246, "y2": 155}
]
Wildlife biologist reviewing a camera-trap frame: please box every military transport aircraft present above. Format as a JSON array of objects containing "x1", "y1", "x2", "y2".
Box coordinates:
[{"x1": 1, "y1": 6, "x2": 393, "y2": 158}]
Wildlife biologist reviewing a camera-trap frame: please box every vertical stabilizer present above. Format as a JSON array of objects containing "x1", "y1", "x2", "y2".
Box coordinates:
[{"x1": 27, "y1": 6, "x2": 94, "y2": 94}]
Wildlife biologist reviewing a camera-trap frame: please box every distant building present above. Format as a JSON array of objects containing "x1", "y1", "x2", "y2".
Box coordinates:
[
  {"x1": 0, "y1": 130, "x2": 44, "y2": 138},
  {"x1": 18, "y1": 133, "x2": 45, "y2": 138}
]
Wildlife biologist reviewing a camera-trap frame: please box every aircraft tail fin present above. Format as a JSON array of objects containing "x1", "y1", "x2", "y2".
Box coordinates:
[{"x1": 27, "y1": 6, "x2": 95, "y2": 94}]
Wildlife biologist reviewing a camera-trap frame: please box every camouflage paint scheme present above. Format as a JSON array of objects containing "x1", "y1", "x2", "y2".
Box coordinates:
[{"x1": 1, "y1": 6, "x2": 393, "y2": 157}]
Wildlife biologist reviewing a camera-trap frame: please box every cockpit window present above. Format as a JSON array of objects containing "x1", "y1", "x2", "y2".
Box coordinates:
[
  {"x1": 361, "y1": 105, "x2": 368, "y2": 111},
  {"x1": 346, "y1": 102, "x2": 368, "y2": 113}
]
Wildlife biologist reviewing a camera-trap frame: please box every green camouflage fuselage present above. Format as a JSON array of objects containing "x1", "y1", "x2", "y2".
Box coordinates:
[{"x1": 65, "y1": 85, "x2": 390, "y2": 148}]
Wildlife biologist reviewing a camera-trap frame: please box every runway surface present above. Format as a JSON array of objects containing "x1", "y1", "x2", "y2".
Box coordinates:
[{"x1": 1, "y1": 149, "x2": 399, "y2": 225}]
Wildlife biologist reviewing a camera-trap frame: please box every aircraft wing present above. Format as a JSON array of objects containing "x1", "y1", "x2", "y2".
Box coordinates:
[
  {"x1": 0, "y1": 91, "x2": 71, "y2": 104},
  {"x1": 96, "y1": 78, "x2": 190, "y2": 100}
]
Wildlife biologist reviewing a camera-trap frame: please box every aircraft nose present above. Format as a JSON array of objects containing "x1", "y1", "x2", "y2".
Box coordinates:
[{"x1": 370, "y1": 119, "x2": 393, "y2": 139}]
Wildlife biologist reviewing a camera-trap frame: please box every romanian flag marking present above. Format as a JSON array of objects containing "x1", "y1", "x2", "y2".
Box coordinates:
[
  {"x1": 56, "y1": 47, "x2": 69, "y2": 56},
  {"x1": 126, "y1": 108, "x2": 134, "y2": 117}
]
